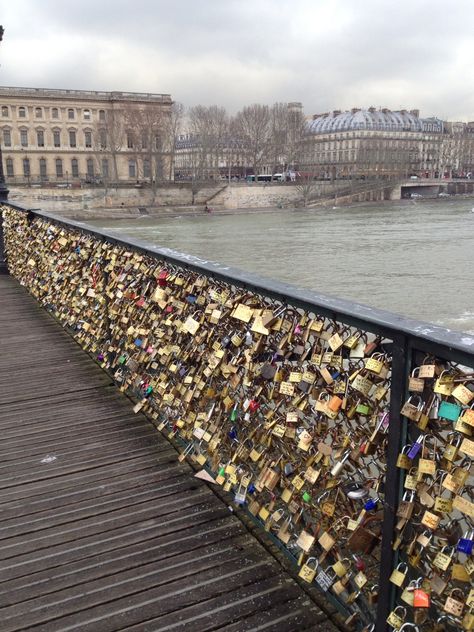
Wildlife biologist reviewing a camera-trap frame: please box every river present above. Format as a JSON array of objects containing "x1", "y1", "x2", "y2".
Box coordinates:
[{"x1": 86, "y1": 197, "x2": 474, "y2": 334}]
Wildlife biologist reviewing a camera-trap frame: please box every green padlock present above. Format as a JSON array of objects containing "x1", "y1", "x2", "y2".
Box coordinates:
[
  {"x1": 438, "y1": 401, "x2": 461, "y2": 422},
  {"x1": 302, "y1": 491, "x2": 312, "y2": 502},
  {"x1": 356, "y1": 402, "x2": 370, "y2": 415}
]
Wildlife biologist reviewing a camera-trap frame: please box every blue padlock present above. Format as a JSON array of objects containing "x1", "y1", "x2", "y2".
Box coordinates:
[
  {"x1": 134, "y1": 338, "x2": 143, "y2": 347},
  {"x1": 364, "y1": 497, "x2": 379, "y2": 511},
  {"x1": 407, "y1": 435, "x2": 425, "y2": 459},
  {"x1": 228, "y1": 426, "x2": 238, "y2": 440},
  {"x1": 457, "y1": 530, "x2": 474, "y2": 555}
]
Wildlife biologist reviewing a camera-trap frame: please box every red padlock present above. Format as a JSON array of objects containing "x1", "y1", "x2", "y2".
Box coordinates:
[
  {"x1": 248, "y1": 400, "x2": 260, "y2": 413},
  {"x1": 413, "y1": 588, "x2": 430, "y2": 608}
]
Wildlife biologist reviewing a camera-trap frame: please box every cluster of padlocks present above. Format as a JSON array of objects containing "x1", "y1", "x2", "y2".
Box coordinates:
[
  {"x1": 387, "y1": 359, "x2": 474, "y2": 630},
  {"x1": 3, "y1": 205, "x2": 473, "y2": 631}
]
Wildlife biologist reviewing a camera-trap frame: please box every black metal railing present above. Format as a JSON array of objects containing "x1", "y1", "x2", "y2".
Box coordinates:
[{"x1": 1, "y1": 201, "x2": 474, "y2": 632}]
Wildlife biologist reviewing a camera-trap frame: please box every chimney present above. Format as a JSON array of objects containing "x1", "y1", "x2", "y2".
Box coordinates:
[
  {"x1": 351, "y1": 108, "x2": 360, "y2": 114},
  {"x1": 410, "y1": 109, "x2": 420, "y2": 118},
  {"x1": 368, "y1": 106, "x2": 376, "y2": 113}
]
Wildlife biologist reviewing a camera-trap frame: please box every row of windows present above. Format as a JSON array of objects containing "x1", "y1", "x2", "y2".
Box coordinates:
[
  {"x1": 5, "y1": 157, "x2": 149, "y2": 179},
  {"x1": 1, "y1": 105, "x2": 106, "y2": 121},
  {"x1": 3, "y1": 128, "x2": 93, "y2": 148},
  {"x1": 3, "y1": 128, "x2": 161, "y2": 151}
]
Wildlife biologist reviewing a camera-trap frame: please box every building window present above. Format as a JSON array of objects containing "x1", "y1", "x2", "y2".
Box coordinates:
[
  {"x1": 5, "y1": 157, "x2": 13, "y2": 177},
  {"x1": 101, "y1": 158, "x2": 109, "y2": 178},
  {"x1": 3, "y1": 128, "x2": 11, "y2": 147},
  {"x1": 155, "y1": 135, "x2": 161, "y2": 150},
  {"x1": 68, "y1": 108, "x2": 75, "y2": 120},
  {"x1": 69, "y1": 130, "x2": 77, "y2": 148},
  {"x1": 18, "y1": 106, "x2": 26, "y2": 118},
  {"x1": 99, "y1": 129, "x2": 107, "y2": 149},
  {"x1": 39, "y1": 158, "x2": 47, "y2": 179},
  {"x1": 86, "y1": 158, "x2": 94, "y2": 177},
  {"x1": 23, "y1": 158, "x2": 30, "y2": 177},
  {"x1": 1, "y1": 106, "x2": 8, "y2": 117},
  {"x1": 53, "y1": 129, "x2": 61, "y2": 148},
  {"x1": 52, "y1": 107, "x2": 59, "y2": 119},
  {"x1": 56, "y1": 158, "x2": 63, "y2": 178},
  {"x1": 37, "y1": 130, "x2": 44, "y2": 147},
  {"x1": 71, "y1": 158, "x2": 79, "y2": 177},
  {"x1": 20, "y1": 128, "x2": 28, "y2": 147},
  {"x1": 143, "y1": 159, "x2": 151, "y2": 178},
  {"x1": 141, "y1": 133, "x2": 148, "y2": 149},
  {"x1": 99, "y1": 109, "x2": 106, "y2": 122},
  {"x1": 84, "y1": 130, "x2": 92, "y2": 148},
  {"x1": 127, "y1": 132, "x2": 134, "y2": 149},
  {"x1": 128, "y1": 160, "x2": 136, "y2": 178},
  {"x1": 83, "y1": 109, "x2": 91, "y2": 121},
  {"x1": 35, "y1": 107, "x2": 43, "y2": 118}
]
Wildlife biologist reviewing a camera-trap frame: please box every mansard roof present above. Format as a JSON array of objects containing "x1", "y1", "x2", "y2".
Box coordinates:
[{"x1": 308, "y1": 108, "x2": 443, "y2": 134}]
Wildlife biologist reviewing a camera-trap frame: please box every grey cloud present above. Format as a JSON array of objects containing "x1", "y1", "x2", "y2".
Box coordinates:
[{"x1": 1, "y1": 0, "x2": 474, "y2": 120}]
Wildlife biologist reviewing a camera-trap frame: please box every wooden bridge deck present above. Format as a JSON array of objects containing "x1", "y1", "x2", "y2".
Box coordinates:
[{"x1": 0, "y1": 274, "x2": 338, "y2": 632}]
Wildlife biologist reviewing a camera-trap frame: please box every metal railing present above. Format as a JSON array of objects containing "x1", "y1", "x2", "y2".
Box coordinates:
[{"x1": 1, "y1": 201, "x2": 474, "y2": 632}]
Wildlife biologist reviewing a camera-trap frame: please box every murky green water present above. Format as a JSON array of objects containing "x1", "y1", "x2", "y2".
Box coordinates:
[{"x1": 86, "y1": 197, "x2": 474, "y2": 333}]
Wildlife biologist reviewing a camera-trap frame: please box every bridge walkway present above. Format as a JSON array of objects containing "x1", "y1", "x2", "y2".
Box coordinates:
[{"x1": 0, "y1": 274, "x2": 338, "y2": 632}]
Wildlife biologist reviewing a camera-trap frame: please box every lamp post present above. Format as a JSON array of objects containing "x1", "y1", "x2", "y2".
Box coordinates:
[{"x1": 0, "y1": 25, "x2": 8, "y2": 201}]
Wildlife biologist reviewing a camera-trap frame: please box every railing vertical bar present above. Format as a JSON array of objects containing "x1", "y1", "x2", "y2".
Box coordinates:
[
  {"x1": 375, "y1": 333, "x2": 411, "y2": 631},
  {"x1": 0, "y1": 208, "x2": 7, "y2": 273}
]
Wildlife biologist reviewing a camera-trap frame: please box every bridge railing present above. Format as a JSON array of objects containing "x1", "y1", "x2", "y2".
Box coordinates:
[{"x1": 2, "y1": 201, "x2": 474, "y2": 632}]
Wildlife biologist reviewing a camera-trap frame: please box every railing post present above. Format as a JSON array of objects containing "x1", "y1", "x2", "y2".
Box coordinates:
[
  {"x1": 375, "y1": 333, "x2": 410, "y2": 631},
  {"x1": 0, "y1": 204, "x2": 7, "y2": 274}
]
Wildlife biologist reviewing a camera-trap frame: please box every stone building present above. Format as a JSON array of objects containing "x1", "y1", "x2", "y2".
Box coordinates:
[
  {"x1": 302, "y1": 108, "x2": 446, "y2": 179},
  {"x1": 0, "y1": 87, "x2": 173, "y2": 185}
]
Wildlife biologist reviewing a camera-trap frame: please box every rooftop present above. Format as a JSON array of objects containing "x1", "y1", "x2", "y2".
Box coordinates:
[
  {"x1": 0, "y1": 86, "x2": 172, "y2": 103},
  {"x1": 309, "y1": 107, "x2": 444, "y2": 134}
]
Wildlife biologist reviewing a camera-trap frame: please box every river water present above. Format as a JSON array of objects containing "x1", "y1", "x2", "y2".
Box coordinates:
[{"x1": 87, "y1": 197, "x2": 474, "y2": 334}]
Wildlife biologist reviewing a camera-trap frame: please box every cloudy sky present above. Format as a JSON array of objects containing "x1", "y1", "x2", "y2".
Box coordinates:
[{"x1": 2, "y1": 0, "x2": 474, "y2": 120}]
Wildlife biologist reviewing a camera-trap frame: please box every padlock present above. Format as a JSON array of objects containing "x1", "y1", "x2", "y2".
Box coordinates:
[
  {"x1": 444, "y1": 588, "x2": 465, "y2": 617},
  {"x1": 386, "y1": 605, "x2": 407, "y2": 630},
  {"x1": 397, "y1": 491, "x2": 416, "y2": 520},
  {"x1": 389, "y1": 562, "x2": 408, "y2": 587},
  {"x1": 443, "y1": 433, "x2": 463, "y2": 462},
  {"x1": 438, "y1": 400, "x2": 462, "y2": 422},
  {"x1": 409, "y1": 367, "x2": 425, "y2": 393},
  {"x1": 401, "y1": 395, "x2": 424, "y2": 422},
  {"x1": 452, "y1": 382, "x2": 474, "y2": 405},
  {"x1": 433, "y1": 545, "x2": 455, "y2": 571},
  {"x1": 407, "y1": 433, "x2": 428, "y2": 459},
  {"x1": 457, "y1": 529, "x2": 474, "y2": 555},
  {"x1": 298, "y1": 557, "x2": 318, "y2": 583},
  {"x1": 397, "y1": 444, "x2": 413, "y2": 469},
  {"x1": 315, "y1": 566, "x2": 337, "y2": 592},
  {"x1": 330, "y1": 449, "x2": 351, "y2": 477},
  {"x1": 413, "y1": 581, "x2": 430, "y2": 608},
  {"x1": 434, "y1": 370, "x2": 455, "y2": 396}
]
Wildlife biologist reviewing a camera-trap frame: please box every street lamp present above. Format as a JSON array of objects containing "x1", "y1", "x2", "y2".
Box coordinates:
[{"x1": 0, "y1": 25, "x2": 9, "y2": 201}]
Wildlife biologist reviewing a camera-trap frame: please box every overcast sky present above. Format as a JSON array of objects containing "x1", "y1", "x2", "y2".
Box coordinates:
[{"x1": 2, "y1": 0, "x2": 473, "y2": 120}]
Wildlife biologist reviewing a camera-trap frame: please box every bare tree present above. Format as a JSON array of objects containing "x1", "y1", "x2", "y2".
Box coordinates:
[
  {"x1": 234, "y1": 104, "x2": 271, "y2": 176},
  {"x1": 124, "y1": 104, "x2": 166, "y2": 193},
  {"x1": 163, "y1": 101, "x2": 184, "y2": 181},
  {"x1": 295, "y1": 171, "x2": 321, "y2": 207},
  {"x1": 187, "y1": 105, "x2": 229, "y2": 204},
  {"x1": 437, "y1": 136, "x2": 462, "y2": 179},
  {"x1": 94, "y1": 105, "x2": 126, "y2": 182}
]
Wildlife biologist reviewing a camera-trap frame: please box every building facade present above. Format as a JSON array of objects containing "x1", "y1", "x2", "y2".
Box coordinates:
[
  {"x1": 0, "y1": 87, "x2": 173, "y2": 185},
  {"x1": 301, "y1": 108, "x2": 449, "y2": 180}
]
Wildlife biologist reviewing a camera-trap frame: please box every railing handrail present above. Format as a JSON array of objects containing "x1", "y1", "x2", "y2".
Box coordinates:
[{"x1": 5, "y1": 201, "x2": 474, "y2": 366}]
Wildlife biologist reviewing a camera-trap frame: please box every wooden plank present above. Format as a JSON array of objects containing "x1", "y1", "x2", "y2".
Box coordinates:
[{"x1": 0, "y1": 274, "x2": 337, "y2": 631}]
